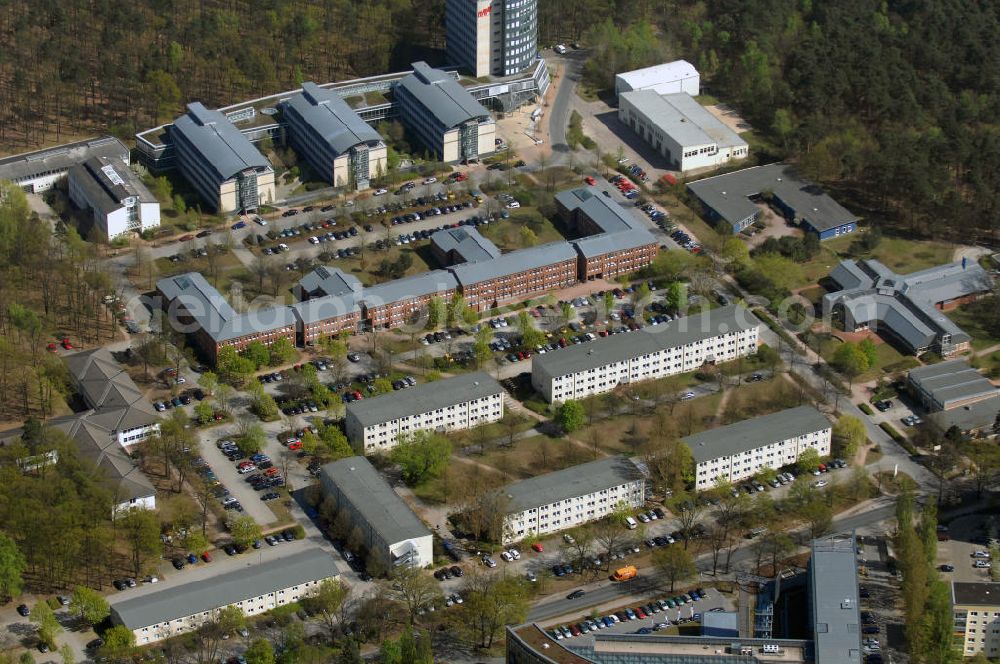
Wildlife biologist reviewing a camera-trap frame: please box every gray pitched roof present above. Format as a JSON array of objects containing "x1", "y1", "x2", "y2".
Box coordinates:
[
  {"x1": 682, "y1": 405, "x2": 830, "y2": 464},
  {"x1": 345, "y1": 372, "x2": 502, "y2": 428},
  {"x1": 930, "y1": 395, "x2": 1000, "y2": 433},
  {"x1": 810, "y1": 533, "x2": 862, "y2": 664},
  {"x1": 64, "y1": 348, "x2": 160, "y2": 432},
  {"x1": 908, "y1": 360, "x2": 998, "y2": 410},
  {"x1": 171, "y1": 102, "x2": 271, "y2": 181},
  {"x1": 320, "y1": 457, "x2": 431, "y2": 545},
  {"x1": 449, "y1": 241, "x2": 578, "y2": 286},
  {"x1": 823, "y1": 259, "x2": 991, "y2": 352},
  {"x1": 68, "y1": 156, "x2": 156, "y2": 214},
  {"x1": 397, "y1": 62, "x2": 491, "y2": 129},
  {"x1": 620, "y1": 91, "x2": 747, "y2": 150},
  {"x1": 110, "y1": 549, "x2": 339, "y2": 630},
  {"x1": 688, "y1": 163, "x2": 856, "y2": 233},
  {"x1": 360, "y1": 270, "x2": 458, "y2": 308},
  {"x1": 430, "y1": 227, "x2": 501, "y2": 264},
  {"x1": 283, "y1": 82, "x2": 384, "y2": 156},
  {"x1": 532, "y1": 305, "x2": 759, "y2": 378},
  {"x1": 0, "y1": 136, "x2": 129, "y2": 184},
  {"x1": 291, "y1": 293, "x2": 361, "y2": 324},
  {"x1": 296, "y1": 266, "x2": 363, "y2": 298},
  {"x1": 502, "y1": 456, "x2": 644, "y2": 513},
  {"x1": 157, "y1": 272, "x2": 295, "y2": 342},
  {"x1": 572, "y1": 227, "x2": 656, "y2": 258},
  {"x1": 555, "y1": 187, "x2": 656, "y2": 258}
]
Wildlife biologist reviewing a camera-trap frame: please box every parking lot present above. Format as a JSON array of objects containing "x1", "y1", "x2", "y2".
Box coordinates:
[
  {"x1": 936, "y1": 514, "x2": 998, "y2": 584},
  {"x1": 195, "y1": 427, "x2": 277, "y2": 524}
]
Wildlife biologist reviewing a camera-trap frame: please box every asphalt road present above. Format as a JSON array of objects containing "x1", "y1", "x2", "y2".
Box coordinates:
[
  {"x1": 548, "y1": 52, "x2": 586, "y2": 154},
  {"x1": 527, "y1": 498, "x2": 897, "y2": 623}
]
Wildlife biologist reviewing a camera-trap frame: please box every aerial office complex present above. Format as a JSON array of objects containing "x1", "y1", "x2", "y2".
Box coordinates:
[
  {"x1": 395, "y1": 62, "x2": 497, "y2": 163},
  {"x1": 319, "y1": 457, "x2": 433, "y2": 569},
  {"x1": 618, "y1": 91, "x2": 749, "y2": 173},
  {"x1": 446, "y1": 0, "x2": 538, "y2": 77},
  {"x1": 531, "y1": 305, "x2": 760, "y2": 403},
  {"x1": 682, "y1": 406, "x2": 832, "y2": 491},
  {"x1": 361, "y1": 271, "x2": 461, "y2": 329},
  {"x1": 0, "y1": 136, "x2": 129, "y2": 194},
  {"x1": 281, "y1": 82, "x2": 388, "y2": 191},
  {"x1": 555, "y1": 187, "x2": 659, "y2": 281},
  {"x1": 170, "y1": 102, "x2": 276, "y2": 213},
  {"x1": 507, "y1": 532, "x2": 862, "y2": 663},
  {"x1": 431, "y1": 226, "x2": 502, "y2": 265},
  {"x1": 501, "y1": 456, "x2": 646, "y2": 544},
  {"x1": 110, "y1": 549, "x2": 339, "y2": 644},
  {"x1": 614, "y1": 60, "x2": 701, "y2": 98},
  {"x1": 688, "y1": 163, "x2": 858, "y2": 239},
  {"x1": 67, "y1": 156, "x2": 160, "y2": 239},
  {"x1": 450, "y1": 241, "x2": 579, "y2": 311},
  {"x1": 344, "y1": 372, "x2": 504, "y2": 452},
  {"x1": 156, "y1": 272, "x2": 296, "y2": 364},
  {"x1": 823, "y1": 258, "x2": 991, "y2": 358}
]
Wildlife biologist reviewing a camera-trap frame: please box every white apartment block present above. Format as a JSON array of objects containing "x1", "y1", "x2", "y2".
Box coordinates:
[
  {"x1": 110, "y1": 550, "x2": 338, "y2": 644},
  {"x1": 344, "y1": 372, "x2": 504, "y2": 453},
  {"x1": 531, "y1": 305, "x2": 760, "y2": 403},
  {"x1": 684, "y1": 406, "x2": 832, "y2": 491},
  {"x1": 502, "y1": 456, "x2": 646, "y2": 544},
  {"x1": 952, "y1": 582, "x2": 1000, "y2": 659},
  {"x1": 67, "y1": 156, "x2": 160, "y2": 238}
]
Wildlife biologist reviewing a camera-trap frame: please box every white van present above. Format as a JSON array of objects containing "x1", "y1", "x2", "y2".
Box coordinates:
[{"x1": 624, "y1": 517, "x2": 638, "y2": 530}]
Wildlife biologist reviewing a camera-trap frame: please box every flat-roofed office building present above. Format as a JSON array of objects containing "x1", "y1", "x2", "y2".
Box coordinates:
[
  {"x1": 0, "y1": 136, "x2": 129, "y2": 193},
  {"x1": 345, "y1": 372, "x2": 504, "y2": 452},
  {"x1": 682, "y1": 406, "x2": 832, "y2": 491},
  {"x1": 281, "y1": 82, "x2": 388, "y2": 191},
  {"x1": 395, "y1": 62, "x2": 496, "y2": 163},
  {"x1": 170, "y1": 102, "x2": 275, "y2": 213},
  {"x1": 531, "y1": 305, "x2": 760, "y2": 403},
  {"x1": 67, "y1": 156, "x2": 160, "y2": 239}
]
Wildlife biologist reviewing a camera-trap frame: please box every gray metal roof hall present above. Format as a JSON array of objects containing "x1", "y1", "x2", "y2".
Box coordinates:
[
  {"x1": 282, "y1": 82, "x2": 384, "y2": 157},
  {"x1": 345, "y1": 371, "x2": 503, "y2": 429},
  {"x1": 809, "y1": 533, "x2": 862, "y2": 663},
  {"x1": 171, "y1": 102, "x2": 271, "y2": 182},
  {"x1": 319, "y1": 456, "x2": 431, "y2": 546},
  {"x1": 681, "y1": 405, "x2": 831, "y2": 464},
  {"x1": 501, "y1": 456, "x2": 645, "y2": 514},
  {"x1": 396, "y1": 62, "x2": 491, "y2": 130},
  {"x1": 908, "y1": 359, "x2": 998, "y2": 411},
  {"x1": 110, "y1": 549, "x2": 339, "y2": 631}
]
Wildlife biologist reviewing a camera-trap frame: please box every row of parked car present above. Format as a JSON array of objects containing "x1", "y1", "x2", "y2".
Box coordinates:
[
  {"x1": 609, "y1": 174, "x2": 640, "y2": 200},
  {"x1": 552, "y1": 590, "x2": 713, "y2": 640},
  {"x1": 153, "y1": 388, "x2": 206, "y2": 411}
]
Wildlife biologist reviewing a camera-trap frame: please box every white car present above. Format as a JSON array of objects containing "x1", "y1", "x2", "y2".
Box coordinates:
[
  {"x1": 278, "y1": 243, "x2": 289, "y2": 252},
  {"x1": 972, "y1": 550, "x2": 992, "y2": 558},
  {"x1": 500, "y1": 551, "x2": 513, "y2": 562},
  {"x1": 343, "y1": 200, "x2": 355, "y2": 207},
  {"x1": 254, "y1": 216, "x2": 267, "y2": 226},
  {"x1": 681, "y1": 391, "x2": 696, "y2": 400},
  {"x1": 563, "y1": 533, "x2": 575, "y2": 545},
  {"x1": 814, "y1": 480, "x2": 829, "y2": 488},
  {"x1": 554, "y1": 44, "x2": 567, "y2": 54},
  {"x1": 423, "y1": 177, "x2": 437, "y2": 184},
  {"x1": 508, "y1": 548, "x2": 521, "y2": 560},
  {"x1": 506, "y1": 201, "x2": 520, "y2": 209},
  {"x1": 308, "y1": 236, "x2": 319, "y2": 244},
  {"x1": 373, "y1": 188, "x2": 388, "y2": 196},
  {"x1": 974, "y1": 560, "x2": 991, "y2": 569}
]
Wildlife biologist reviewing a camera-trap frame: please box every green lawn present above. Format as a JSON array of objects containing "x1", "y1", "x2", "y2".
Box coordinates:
[
  {"x1": 822, "y1": 235, "x2": 955, "y2": 275},
  {"x1": 946, "y1": 302, "x2": 1000, "y2": 352},
  {"x1": 480, "y1": 209, "x2": 564, "y2": 250},
  {"x1": 814, "y1": 333, "x2": 918, "y2": 381}
]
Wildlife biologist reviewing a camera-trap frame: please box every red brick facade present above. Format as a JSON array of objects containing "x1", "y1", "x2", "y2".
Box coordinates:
[{"x1": 460, "y1": 258, "x2": 578, "y2": 312}]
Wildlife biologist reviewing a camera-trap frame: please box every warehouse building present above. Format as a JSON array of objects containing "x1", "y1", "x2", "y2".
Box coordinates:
[
  {"x1": 156, "y1": 272, "x2": 296, "y2": 364},
  {"x1": 110, "y1": 549, "x2": 339, "y2": 644},
  {"x1": 682, "y1": 406, "x2": 832, "y2": 491},
  {"x1": 614, "y1": 60, "x2": 700, "y2": 98},
  {"x1": 449, "y1": 241, "x2": 578, "y2": 312},
  {"x1": 170, "y1": 102, "x2": 275, "y2": 213},
  {"x1": 952, "y1": 582, "x2": 1000, "y2": 659},
  {"x1": 823, "y1": 258, "x2": 992, "y2": 357},
  {"x1": 501, "y1": 456, "x2": 645, "y2": 544},
  {"x1": 430, "y1": 226, "x2": 502, "y2": 265},
  {"x1": 555, "y1": 186, "x2": 658, "y2": 280},
  {"x1": 618, "y1": 91, "x2": 749, "y2": 173},
  {"x1": 344, "y1": 372, "x2": 504, "y2": 452},
  {"x1": 531, "y1": 305, "x2": 760, "y2": 403},
  {"x1": 361, "y1": 270, "x2": 460, "y2": 330},
  {"x1": 281, "y1": 82, "x2": 388, "y2": 191},
  {"x1": 446, "y1": 0, "x2": 538, "y2": 77},
  {"x1": 907, "y1": 360, "x2": 1000, "y2": 436},
  {"x1": 395, "y1": 62, "x2": 496, "y2": 163},
  {"x1": 67, "y1": 156, "x2": 160, "y2": 239},
  {"x1": 0, "y1": 136, "x2": 129, "y2": 193},
  {"x1": 688, "y1": 163, "x2": 858, "y2": 238},
  {"x1": 319, "y1": 457, "x2": 433, "y2": 569}
]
